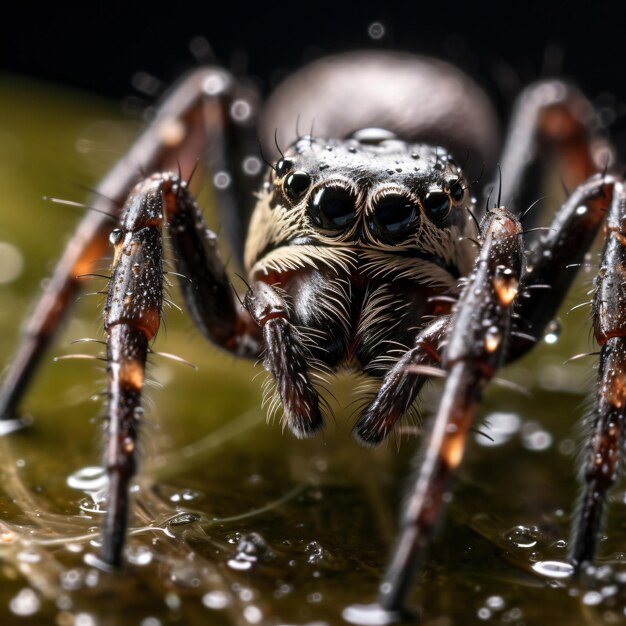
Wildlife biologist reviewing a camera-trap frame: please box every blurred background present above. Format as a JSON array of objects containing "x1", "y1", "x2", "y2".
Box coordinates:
[{"x1": 2, "y1": 1, "x2": 625, "y2": 114}]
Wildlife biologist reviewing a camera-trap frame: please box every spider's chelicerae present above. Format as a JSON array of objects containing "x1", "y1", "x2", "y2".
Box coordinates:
[{"x1": 0, "y1": 51, "x2": 623, "y2": 621}]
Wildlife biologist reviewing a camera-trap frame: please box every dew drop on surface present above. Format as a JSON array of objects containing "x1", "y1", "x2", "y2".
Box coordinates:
[
  {"x1": 202, "y1": 591, "x2": 231, "y2": 610},
  {"x1": 165, "y1": 593, "x2": 181, "y2": 611},
  {"x1": 67, "y1": 466, "x2": 108, "y2": 491},
  {"x1": 486, "y1": 595, "x2": 505, "y2": 610},
  {"x1": 243, "y1": 605, "x2": 263, "y2": 624},
  {"x1": 576, "y1": 204, "x2": 588, "y2": 215},
  {"x1": 227, "y1": 558, "x2": 253, "y2": 571},
  {"x1": 75, "y1": 614, "x2": 97, "y2": 626},
  {"x1": 127, "y1": 546, "x2": 153, "y2": 566},
  {"x1": 0, "y1": 241, "x2": 24, "y2": 284},
  {"x1": 543, "y1": 319, "x2": 562, "y2": 344},
  {"x1": 305, "y1": 540, "x2": 330, "y2": 564},
  {"x1": 9, "y1": 588, "x2": 40, "y2": 616},
  {"x1": 582, "y1": 591, "x2": 603, "y2": 606},
  {"x1": 342, "y1": 603, "x2": 402, "y2": 625},
  {"x1": 505, "y1": 525, "x2": 539, "y2": 549},
  {"x1": 61, "y1": 569, "x2": 84, "y2": 591},
  {"x1": 532, "y1": 560, "x2": 574, "y2": 578},
  {"x1": 477, "y1": 607, "x2": 491, "y2": 620}
]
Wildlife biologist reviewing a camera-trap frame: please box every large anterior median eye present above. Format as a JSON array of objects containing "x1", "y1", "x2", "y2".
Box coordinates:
[
  {"x1": 308, "y1": 186, "x2": 358, "y2": 230},
  {"x1": 423, "y1": 190, "x2": 451, "y2": 222},
  {"x1": 369, "y1": 193, "x2": 420, "y2": 243}
]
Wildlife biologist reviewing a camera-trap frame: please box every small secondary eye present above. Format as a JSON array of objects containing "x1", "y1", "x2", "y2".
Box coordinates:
[
  {"x1": 284, "y1": 171, "x2": 311, "y2": 200},
  {"x1": 275, "y1": 158, "x2": 294, "y2": 178},
  {"x1": 423, "y1": 191, "x2": 451, "y2": 221},
  {"x1": 369, "y1": 193, "x2": 420, "y2": 242},
  {"x1": 449, "y1": 180, "x2": 464, "y2": 203},
  {"x1": 309, "y1": 186, "x2": 358, "y2": 230}
]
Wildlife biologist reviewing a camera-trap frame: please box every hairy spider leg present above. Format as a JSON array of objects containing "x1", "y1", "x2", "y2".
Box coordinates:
[
  {"x1": 570, "y1": 181, "x2": 626, "y2": 565},
  {"x1": 353, "y1": 315, "x2": 450, "y2": 445},
  {"x1": 101, "y1": 173, "x2": 259, "y2": 566},
  {"x1": 244, "y1": 281, "x2": 323, "y2": 437},
  {"x1": 0, "y1": 66, "x2": 261, "y2": 419},
  {"x1": 376, "y1": 207, "x2": 524, "y2": 618}
]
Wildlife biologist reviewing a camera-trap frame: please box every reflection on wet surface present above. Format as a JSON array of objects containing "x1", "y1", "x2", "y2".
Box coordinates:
[{"x1": 1, "y1": 78, "x2": 626, "y2": 625}]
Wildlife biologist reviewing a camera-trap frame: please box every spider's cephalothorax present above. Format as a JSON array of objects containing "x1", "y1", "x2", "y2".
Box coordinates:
[
  {"x1": 246, "y1": 133, "x2": 476, "y2": 369},
  {"x1": 242, "y1": 131, "x2": 478, "y2": 439},
  {"x1": 0, "y1": 50, "x2": 622, "y2": 621}
]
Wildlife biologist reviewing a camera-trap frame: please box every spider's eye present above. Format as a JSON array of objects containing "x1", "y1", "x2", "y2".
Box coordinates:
[
  {"x1": 284, "y1": 171, "x2": 311, "y2": 201},
  {"x1": 369, "y1": 193, "x2": 420, "y2": 242},
  {"x1": 423, "y1": 191, "x2": 451, "y2": 222},
  {"x1": 276, "y1": 158, "x2": 294, "y2": 178},
  {"x1": 449, "y1": 179, "x2": 464, "y2": 203},
  {"x1": 309, "y1": 186, "x2": 358, "y2": 230}
]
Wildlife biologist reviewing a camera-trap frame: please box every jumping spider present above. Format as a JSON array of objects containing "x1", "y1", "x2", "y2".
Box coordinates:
[{"x1": 0, "y1": 51, "x2": 622, "y2": 621}]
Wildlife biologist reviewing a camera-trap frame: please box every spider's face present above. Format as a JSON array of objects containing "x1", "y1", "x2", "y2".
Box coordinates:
[{"x1": 244, "y1": 128, "x2": 479, "y2": 283}]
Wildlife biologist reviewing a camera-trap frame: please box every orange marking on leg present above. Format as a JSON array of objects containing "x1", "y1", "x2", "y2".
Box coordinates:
[
  {"x1": 71, "y1": 238, "x2": 109, "y2": 277},
  {"x1": 492, "y1": 275, "x2": 519, "y2": 307},
  {"x1": 118, "y1": 358, "x2": 145, "y2": 391}
]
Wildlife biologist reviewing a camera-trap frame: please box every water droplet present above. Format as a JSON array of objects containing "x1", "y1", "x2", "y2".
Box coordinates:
[
  {"x1": 167, "y1": 512, "x2": 201, "y2": 527},
  {"x1": 127, "y1": 546, "x2": 153, "y2": 566},
  {"x1": 67, "y1": 466, "x2": 108, "y2": 491},
  {"x1": 243, "y1": 605, "x2": 263, "y2": 623},
  {"x1": 109, "y1": 229, "x2": 123, "y2": 246},
  {"x1": 9, "y1": 589, "x2": 40, "y2": 616},
  {"x1": 582, "y1": 590, "x2": 603, "y2": 605},
  {"x1": 505, "y1": 525, "x2": 539, "y2": 549},
  {"x1": 576, "y1": 205, "x2": 588, "y2": 215},
  {"x1": 477, "y1": 607, "x2": 491, "y2": 620},
  {"x1": 543, "y1": 319, "x2": 561, "y2": 344},
  {"x1": 242, "y1": 156, "x2": 262, "y2": 176},
  {"x1": 213, "y1": 171, "x2": 231, "y2": 190},
  {"x1": 307, "y1": 592, "x2": 323, "y2": 603},
  {"x1": 203, "y1": 73, "x2": 227, "y2": 96},
  {"x1": 367, "y1": 22, "x2": 386, "y2": 40},
  {"x1": 342, "y1": 603, "x2": 401, "y2": 625},
  {"x1": 61, "y1": 569, "x2": 84, "y2": 591},
  {"x1": 165, "y1": 592, "x2": 181, "y2": 610},
  {"x1": 533, "y1": 560, "x2": 574, "y2": 578},
  {"x1": 203, "y1": 590, "x2": 231, "y2": 610},
  {"x1": 230, "y1": 99, "x2": 251, "y2": 122},
  {"x1": 305, "y1": 540, "x2": 330, "y2": 564},
  {"x1": 486, "y1": 595, "x2": 505, "y2": 610}
]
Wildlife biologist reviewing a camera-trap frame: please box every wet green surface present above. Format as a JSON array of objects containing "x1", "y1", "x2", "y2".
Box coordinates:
[{"x1": 0, "y1": 75, "x2": 625, "y2": 626}]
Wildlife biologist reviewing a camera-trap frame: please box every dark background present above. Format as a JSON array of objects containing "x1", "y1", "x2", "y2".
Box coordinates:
[{"x1": 2, "y1": 1, "x2": 625, "y2": 110}]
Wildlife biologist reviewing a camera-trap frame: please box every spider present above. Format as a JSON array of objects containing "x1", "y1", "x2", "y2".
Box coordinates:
[{"x1": 0, "y1": 50, "x2": 622, "y2": 622}]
